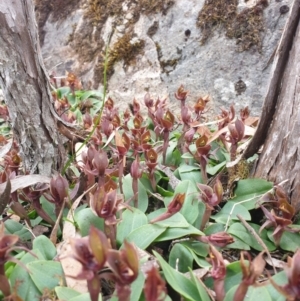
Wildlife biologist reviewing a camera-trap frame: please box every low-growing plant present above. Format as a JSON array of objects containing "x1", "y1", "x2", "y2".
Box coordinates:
[{"x1": 0, "y1": 73, "x2": 299, "y2": 301}]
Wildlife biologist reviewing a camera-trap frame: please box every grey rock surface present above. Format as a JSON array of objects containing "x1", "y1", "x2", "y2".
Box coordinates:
[{"x1": 38, "y1": 0, "x2": 292, "y2": 116}]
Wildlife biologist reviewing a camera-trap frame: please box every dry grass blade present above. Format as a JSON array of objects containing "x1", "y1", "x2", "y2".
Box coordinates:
[
  {"x1": 0, "y1": 175, "x2": 51, "y2": 194},
  {"x1": 63, "y1": 183, "x2": 97, "y2": 241},
  {"x1": 237, "y1": 214, "x2": 277, "y2": 275},
  {"x1": 50, "y1": 199, "x2": 65, "y2": 245}
]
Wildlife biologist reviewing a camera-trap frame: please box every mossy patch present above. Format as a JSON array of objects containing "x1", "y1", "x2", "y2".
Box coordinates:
[
  {"x1": 92, "y1": 32, "x2": 145, "y2": 84},
  {"x1": 90, "y1": 30, "x2": 145, "y2": 86},
  {"x1": 85, "y1": 0, "x2": 174, "y2": 24},
  {"x1": 155, "y1": 42, "x2": 182, "y2": 74},
  {"x1": 84, "y1": 0, "x2": 123, "y2": 26},
  {"x1": 107, "y1": 33, "x2": 145, "y2": 75},
  {"x1": 197, "y1": 0, "x2": 269, "y2": 52},
  {"x1": 137, "y1": 0, "x2": 175, "y2": 16},
  {"x1": 226, "y1": 159, "x2": 251, "y2": 198}
]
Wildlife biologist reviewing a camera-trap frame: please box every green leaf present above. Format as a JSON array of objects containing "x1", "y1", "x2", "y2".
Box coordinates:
[
  {"x1": 40, "y1": 195, "x2": 57, "y2": 224},
  {"x1": 67, "y1": 93, "x2": 77, "y2": 106},
  {"x1": 117, "y1": 208, "x2": 148, "y2": 246},
  {"x1": 164, "y1": 141, "x2": 181, "y2": 166},
  {"x1": 265, "y1": 271, "x2": 287, "y2": 301},
  {"x1": 191, "y1": 252, "x2": 211, "y2": 268},
  {"x1": 224, "y1": 261, "x2": 244, "y2": 292},
  {"x1": 205, "y1": 260, "x2": 244, "y2": 293},
  {"x1": 55, "y1": 287, "x2": 81, "y2": 300},
  {"x1": 204, "y1": 223, "x2": 225, "y2": 235},
  {"x1": 211, "y1": 201, "x2": 251, "y2": 224},
  {"x1": 30, "y1": 216, "x2": 43, "y2": 227},
  {"x1": 214, "y1": 143, "x2": 230, "y2": 161},
  {"x1": 207, "y1": 160, "x2": 226, "y2": 175},
  {"x1": 156, "y1": 185, "x2": 174, "y2": 197},
  {"x1": 4, "y1": 219, "x2": 32, "y2": 241},
  {"x1": 169, "y1": 244, "x2": 194, "y2": 273},
  {"x1": 122, "y1": 175, "x2": 149, "y2": 212},
  {"x1": 32, "y1": 235, "x2": 57, "y2": 260},
  {"x1": 154, "y1": 251, "x2": 200, "y2": 301},
  {"x1": 73, "y1": 108, "x2": 83, "y2": 123},
  {"x1": 55, "y1": 86, "x2": 71, "y2": 99},
  {"x1": 68, "y1": 292, "x2": 102, "y2": 301},
  {"x1": 164, "y1": 180, "x2": 200, "y2": 224},
  {"x1": 139, "y1": 175, "x2": 155, "y2": 192},
  {"x1": 226, "y1": 235, "x2": 251, "y2": 250},
  {"x1": 224, "y1": 285, "x2": 272, "y2": 301},
  {"x1": 129, "y1": 270, "x2": 145, "y2": 301},
  {"x1": 180, "y1": 241, "x2": 209, "y2": 257},
  {"x1": 189, "y1": 268, "x2": 211, "y2": 301},
  {"x1": 176, "y1": 164, "x2": 202, "y2": 183},
  {"x1": 126, "y1": 224, "x2": 166, "y2": 249},
  {"x1": 192, "y1": 201, "x2": 206, "y2": 229},
  {"x1": 90, "y1": 99, "x2": 103, "y2": 116},
  {"x1": 155, "y1": 224, "x2": 203, "y2": 242},
  {"x1": 176, "y1": 164, "x2": 198, "y2": 173},
  {"x1": 147, "y1": 210, "x2": 190, "y2": 228},
  {"x1": 228, "y1": 222, "x2": 276, "y2": 251},
  {"x1": 181, "y1": 152, "x2": 194, "y2": 159},
  {"x1": 230, "y1": 179, "x2": 273, "y2": 210},
  {"x1": 267, "y1": 229, "x2": 300, "y2": 252},
  {"x1": 79, "y1": 90, "x2": 103, "y2": 101},
  {"x1": 58, "y1": 281, "x2": 118, "y2": 300},
  {"x1": 27, "y1": 260, "x2": 64, "y2": 293},
  {"x1": 9, "y1": 253, "x2": 41, "y2": 301},
  {"x1": 180, "y1": 169, "x2": 203, "y2": 184},
  {"x1": 75, "y1": 207, "x2": 105, "y2": 236}
]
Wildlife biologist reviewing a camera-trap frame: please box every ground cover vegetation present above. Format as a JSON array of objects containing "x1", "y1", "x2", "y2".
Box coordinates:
[{"x1": 0, "y1": 73, "x2": 300, "y2": 301}]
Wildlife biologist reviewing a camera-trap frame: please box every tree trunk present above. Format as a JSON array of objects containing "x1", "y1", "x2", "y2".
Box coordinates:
[
  {"x1": 0, "y1": 0, "x2": 63, "y2": 176},
  {"x1": 244, "y1": 0, "x2": 300, "y2": 211}
]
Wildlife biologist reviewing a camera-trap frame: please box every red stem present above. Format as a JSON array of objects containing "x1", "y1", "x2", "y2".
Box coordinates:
[
  {"x1": 162, "y1": 131, "x2": 169, "y2": 165},
  {"x1": 132, "y1": 178, "x2": 138, "y2": 208}
]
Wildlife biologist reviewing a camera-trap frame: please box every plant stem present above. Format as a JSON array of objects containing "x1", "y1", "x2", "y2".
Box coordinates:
[
  {"x1": 61, "y1": 30, "x2": 114, "y2": 175},
  {"x1": 162, "y1": 131, "x2": 169, "y2": 165},
  {"x1": 132, "y1": 177, "x2": 138, "y2": 208},
  {"x1": 118, "y1": 157, "x2": 124, "y2": 194}
]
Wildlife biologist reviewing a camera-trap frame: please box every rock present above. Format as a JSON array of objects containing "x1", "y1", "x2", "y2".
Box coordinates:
[{"x1": 36, "y1": 0, "x2": 292, "y2": 116}]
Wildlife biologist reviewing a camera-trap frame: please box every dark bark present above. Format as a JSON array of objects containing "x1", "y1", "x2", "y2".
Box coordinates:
[
  {"x1": 0, "y1": 0, "x2": 64, "y2": 175},
  {"x1": 244, "y1": 0, "x2": 300, "y2": 211}
]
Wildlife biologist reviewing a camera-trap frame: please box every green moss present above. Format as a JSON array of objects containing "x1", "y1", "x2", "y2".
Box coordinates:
[
  {"x1": 84, "y1": 0, "x2": 174, "y2": 31},
  {"x1": 197, "y1": 0, "x2": 237, "y2": 43},
  {"x1": 197, "y1": 0, "x2": 269, "y2": 52},
  {"x1": 84, "y1": 0, "x2": 123, "y2": 26},
  {"x1": 137, "y1": 0, "x2": 175, "y2": 15},
  {"x1": 107, "y1": 33, "x2": 145, "y2": 75},
  {"x1": 227, "y1": 159, "x2": 251, "y2": 198},
  {"x1": 93, "y1": 32, "x2": 145, "y2": 85}
]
